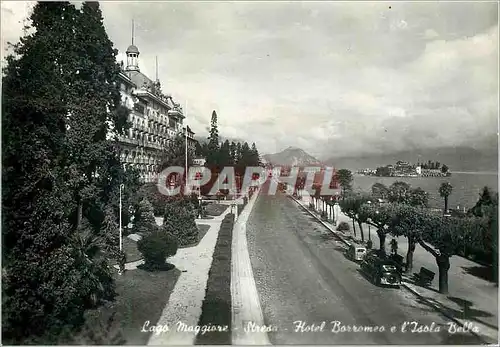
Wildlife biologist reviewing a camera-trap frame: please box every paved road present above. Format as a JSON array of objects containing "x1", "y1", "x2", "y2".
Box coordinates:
[{"x1": 245, "y1": 184, "x2": 483, "y2": 345}]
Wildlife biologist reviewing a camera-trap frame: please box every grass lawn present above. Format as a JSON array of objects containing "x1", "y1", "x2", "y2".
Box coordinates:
[
  {"x1": 70, "y1": 267, "x2": 181, "y2": 345},
  {"x1": 205, "y1": 203, "x2": 228, "y2": 216},
  {"x1": 109, "y1": 237, "x2": 143, "y2": 265},
  {"x1": 195, "y1": 214, "x2": 234, "y2": 345},
  {"x1": 179, "y1": 224, "x2": 212, "y2": 249}
]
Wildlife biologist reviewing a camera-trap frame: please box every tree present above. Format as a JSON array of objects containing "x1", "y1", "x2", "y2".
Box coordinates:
[
  {"x1": 339, "y1": 194, "x2": 370, "y2": 241},
  {"x1": 195, "y1": 141, "x2": 204, "y2": 157},
  {"x1": 439, "y1": 182, "x2": 453, "y2": 213},
  {"x1": 469, "y1": 186, "x2": 497, "y2": 217},
  {"x1": 409, "y1": 187, "x2": 429, "y2": 207},
  {"x1": 388, "y1": 181, "x2": 411, "y2": 204},
  {"x1": 137, "y1": 231, "x2": 178, "y2": 271},
  {"x1": 376, "y1": 166, "x2": 391, "y2": 177},
  {"x1": 134, "y1": 198, "x2": 158, "y2": 235},
  {"x1": 441, "y1": 164, "x2": 449, "y2": 173},
  {"x1": 219, "y1": 139, "x2": 232, "y2": 167},
  {"x1": 236, "y1": 142, "x2": 242, "y2": 164},
  {"x1": 229, "y1": 141, "x2": 237, "y2": 164},
  {"x1": 250, "y1": 142, "x2": 260, "y2": 166},
  {"x1": 62, "y1": 1, "x2": 130, "y2": 230},
  {"x1": 2, "y1": 2, "x2": 120, "y2": 342},
  {"x1": 159, "y1": 133, "x2": 195, "y2": 170},
  {"x1": 162, "y1": 198, "x2": 199, "y2": 246},
  {"x1": 335, "y1": 169, "x2": 353, "y2": 198},
  {"x1": 371, "y1": 183, "x2": 389, "y2": 200},
  {"x1": 359, "y1": 203, "x2": 398, "y2": 254},
  {"x1": 206, "y1": 110, "x2": 220, "y2": 170}
]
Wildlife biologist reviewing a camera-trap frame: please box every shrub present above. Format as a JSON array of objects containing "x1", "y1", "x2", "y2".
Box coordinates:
[
  {"x1": 163, "y1": 199, "x2": 198, "y2": 246},
  {"x1": 137, "y1": 183, "x2": 169, "y2": 216},
  {"x1": 337, "y1": 221, "x2": 350, "y2": 232},
  {"x1": 137, "y1": 231, "x2": 178, "y2": 271},
  {"x1": 2, "y1": 221, "x2": 116, "y2": 344},
  {"x1": 197, "y1": 213, "x2": 234, "y2": 344},
  {"x1": 134, "y1": 198, "x2": 158, "y2": 235}
]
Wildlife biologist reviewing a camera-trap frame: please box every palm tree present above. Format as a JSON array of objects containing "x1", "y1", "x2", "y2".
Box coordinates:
[{"x1": 439, "y1": 182, "x2": 453, "y2": 213}]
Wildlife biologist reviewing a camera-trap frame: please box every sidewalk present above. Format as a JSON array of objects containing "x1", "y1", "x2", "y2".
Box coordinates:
[
  {"x1": 147, "y1": 208, "x2": 232, "y2": 345},
  {"x1": 294, "y1": 189, "x2": 498, "y2": 344}
]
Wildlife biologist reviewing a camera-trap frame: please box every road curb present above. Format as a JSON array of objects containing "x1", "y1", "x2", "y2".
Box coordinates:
[
  {"x1": 289, "y1": 195, "x2": 351, "y2": 247},
  {"x1": 290, "y1": 194, "x2": 496, "y2": 345}
]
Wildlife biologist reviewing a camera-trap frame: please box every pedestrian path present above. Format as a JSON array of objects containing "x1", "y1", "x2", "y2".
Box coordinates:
[
  {"x1": 147, "y1": 208, "x2": 232, "y2": 345},
  {"x1": 231, "y1": 188, "x2": 271, "y2": 345},
  {"x1": 293, "y1": 189, "x2": 498, "y2": 344}
]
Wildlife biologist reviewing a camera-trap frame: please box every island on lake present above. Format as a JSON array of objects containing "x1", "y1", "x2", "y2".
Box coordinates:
[{"x1": 357, "y1": 160, "x2": 451, "y2": 178}]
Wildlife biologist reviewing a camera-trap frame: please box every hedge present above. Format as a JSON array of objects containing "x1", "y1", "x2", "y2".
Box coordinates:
[{"x1": 195, "y1": 213, "x2": 235, "y2": 345}]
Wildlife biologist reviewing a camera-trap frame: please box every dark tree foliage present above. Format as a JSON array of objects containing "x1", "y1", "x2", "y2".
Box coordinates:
[
  {"x1": 2, "y1": 2, "x2": 130, "y2": 343},
  {"x1": 206, "y1": 110, "x2": 220, "y2": 169},
  {"x1": 159, "y1": 133, "x2": 195, "y2": 171},
  {"x1": 163, "y1": 198, "x2": 199, "y2": 246}
]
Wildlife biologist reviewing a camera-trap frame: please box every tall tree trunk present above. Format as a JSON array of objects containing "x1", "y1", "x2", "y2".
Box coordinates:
[
  {"x1": 436, "y1": 254, "x2": 450, "y2": 294},
  {"x1": 377, "y1": 230, "x2": 386, "y2": 254},
  {"x1": 352, "y1": 218, "x2": 357, "y2": 238},
  {"x1": 76, "y1": 193, "x2": 83, "y2": 229},
  {"x1": 357, "y1": 221, "x2": 365, "y2": 243},
  {"x1": 406, "y1": 236, "x2": 416, "y2": 273},
  {"x1": 444, "y1": 196, "x2": 449, "y2": 213}
]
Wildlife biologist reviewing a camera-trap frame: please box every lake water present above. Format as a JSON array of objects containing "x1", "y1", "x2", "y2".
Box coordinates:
[{"x1": 351, "y1": 171, "x2": 498, "y2": 210}]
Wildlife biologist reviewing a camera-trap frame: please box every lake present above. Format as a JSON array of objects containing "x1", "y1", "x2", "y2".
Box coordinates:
[{"x1": 351, "y1": 171, "x2": 498, "y2": 210}]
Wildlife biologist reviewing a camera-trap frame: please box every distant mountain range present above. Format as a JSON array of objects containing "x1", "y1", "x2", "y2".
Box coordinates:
[
  {"x1": 325, "y1": 146, "x2": 498, "y2": 172},
  {"x1": 263, "y1": 147, "x2": 322, "y2": 166}
]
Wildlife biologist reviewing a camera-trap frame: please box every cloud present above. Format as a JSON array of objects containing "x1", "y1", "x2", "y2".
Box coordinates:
[{"x1": 2, "y1": 2, "x2": 498, "y2": 159}]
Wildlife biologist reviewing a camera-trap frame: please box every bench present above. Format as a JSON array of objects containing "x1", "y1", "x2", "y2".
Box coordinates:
[{"x1": 413, "y1": 267, "x2": 435, "y2": 286}]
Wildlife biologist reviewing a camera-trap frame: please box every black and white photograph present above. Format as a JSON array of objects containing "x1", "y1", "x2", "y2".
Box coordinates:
[{"x1": 1, "y1": 1, "x2": 498, "y2": 345}]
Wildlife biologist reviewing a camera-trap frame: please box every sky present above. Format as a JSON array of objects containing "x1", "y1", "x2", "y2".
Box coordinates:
[{"x1": 1, "y1": 1, "x2": 498, "y2": 159}]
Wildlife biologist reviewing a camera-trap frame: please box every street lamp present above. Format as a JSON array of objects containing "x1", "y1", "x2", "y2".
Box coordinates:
[{"x1": 119, "y1": 183, "x2": 124, "y2": 253}]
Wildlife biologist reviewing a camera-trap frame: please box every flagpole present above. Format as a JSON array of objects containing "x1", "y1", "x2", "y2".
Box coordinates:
[{"x1": 185, "y1": 100, "x2": 188, "y2": 196}]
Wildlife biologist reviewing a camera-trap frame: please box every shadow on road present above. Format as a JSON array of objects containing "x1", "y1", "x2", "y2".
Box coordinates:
[
  {"x1": 412, "y1": 292, "x2": 496, "y2": 336},
  {"x1": 461, "y1": 265, "x2": 496, "y2": 283},
  {"x1": 403, "y1": 274, "x2": 441, "y2": 294}
]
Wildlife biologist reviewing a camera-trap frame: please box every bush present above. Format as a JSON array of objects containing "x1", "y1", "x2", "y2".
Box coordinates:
[
  {"x1": 137, "y1": 183, "x2": 170, "y2": 216},
  {"x1": 137, "y1": 231, "x2": 178, "y2": 271},
  {"x1": 134, "y1": 198, "x2": 158, "y2": 235},
  {"x1": 2, "y1": 221, "x2": 116, "y2": 344},
  {"x1": 196, "y1": 213, "x2": 234, "y2": 345},
  {"x1": 163, "y1": 199, "x2": 198, "y2": 246},
  {"x1": 337, "y1": 221, "x2": 350, "y2": 232}
]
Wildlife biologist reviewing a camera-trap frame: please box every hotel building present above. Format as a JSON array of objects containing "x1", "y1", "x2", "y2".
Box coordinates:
[{"x1": 116, "y1": 40, "x2": 196, "y2": 182}]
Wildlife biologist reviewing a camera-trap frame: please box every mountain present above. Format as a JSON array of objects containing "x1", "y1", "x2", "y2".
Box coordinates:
[
  {"x1": 263, "y1": 147, "x2": 322, "y2": 166},
  {"x1": 325, "y1": 145, "x2": 498, "y2": 172}
]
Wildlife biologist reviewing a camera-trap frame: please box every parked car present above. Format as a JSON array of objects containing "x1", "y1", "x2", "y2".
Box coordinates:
[
  {"x1": 360, "y1": 250, "x2": 402, "y2": 287},
  {"x1": 346, "y1": 244, "x2": 367, "y2": 262}
]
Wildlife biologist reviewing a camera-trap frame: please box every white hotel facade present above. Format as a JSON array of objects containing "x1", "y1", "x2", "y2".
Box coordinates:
[{"x1": 115, "y1": 41, "x2": 197, "y2": 183}]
